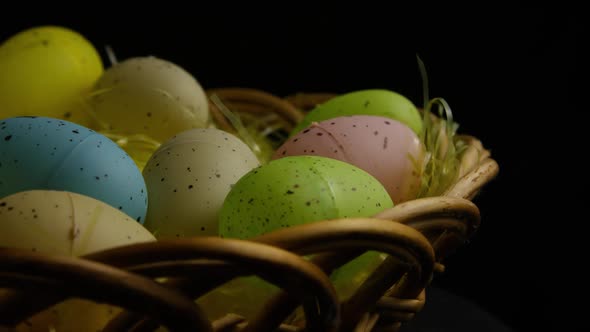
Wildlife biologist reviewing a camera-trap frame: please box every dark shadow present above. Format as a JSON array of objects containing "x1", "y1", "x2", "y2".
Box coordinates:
[{"x1": 401, "y1": 287, "x2": 513, "y2": 332}]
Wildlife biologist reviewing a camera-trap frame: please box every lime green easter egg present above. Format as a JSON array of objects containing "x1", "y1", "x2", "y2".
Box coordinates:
[
  {"x1": 220, "y1": 155, "x2": 393, "y2": 238},
  {"x1": 219, "y1": 155, "x2": 393, "y2": 302},
  {"x1": 0, "y1": 26, "x2": 103, "y2": 125},
  {"x1": 291, "y1": 89, "x2": 423, "y2": 136}
]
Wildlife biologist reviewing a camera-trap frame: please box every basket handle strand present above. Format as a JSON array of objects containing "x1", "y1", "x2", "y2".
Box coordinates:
[
  {"x1": 243, "y1": 219, "x2": 435, "y2": 332},
  {"x1": 0, "y1": 248, "x2": 211, "y2": 332},
  {"x1": 2, "y1": 238, "x2": 342, "y2": 332}
]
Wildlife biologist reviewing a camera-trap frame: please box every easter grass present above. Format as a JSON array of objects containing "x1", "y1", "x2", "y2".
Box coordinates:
[
  {"x1": 211, "y1": 57, "x2": 467, "y2": 198},
  {"x1": 209, "y1": 94, "x2": 278, "y2": 164},
  {"x1": 417, "y1": 97, "x2": 466, "y2": 197},
  {"x1": 415, "y1": 55, "x2": 467, "y2": 198}
]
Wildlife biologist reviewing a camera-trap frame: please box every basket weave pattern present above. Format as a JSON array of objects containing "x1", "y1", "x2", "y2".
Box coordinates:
[{"x1": 0, "y1": 88, "x2": 499, "y2": 332}]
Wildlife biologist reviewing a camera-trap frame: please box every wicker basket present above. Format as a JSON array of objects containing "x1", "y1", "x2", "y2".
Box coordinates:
[{"x1": 0, "y1": 88, "x2": 499, "y2": 332}]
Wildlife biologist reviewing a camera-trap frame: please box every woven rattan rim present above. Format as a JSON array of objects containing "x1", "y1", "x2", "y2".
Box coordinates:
[
  {"x1": 0, "y1": 248, "x2": 211, "y2": 332},
  {"x1": 0, "y1": 88, "x2": 499, "y2": 332}
]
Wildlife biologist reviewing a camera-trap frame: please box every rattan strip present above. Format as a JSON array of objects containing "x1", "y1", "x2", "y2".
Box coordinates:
[
  {"x1": 0, "y1": 249, "x2": 211, "y2": 332},
  {"x1": 105, "y1": 218, "x2": 435, "y2": 332}
]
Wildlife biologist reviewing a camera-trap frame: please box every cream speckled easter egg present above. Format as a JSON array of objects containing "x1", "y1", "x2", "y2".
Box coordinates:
[
  {"x1": 0, "y1": 189, "x2": 156, "y2": 332},
  {"x1": 143, "y1": 128, "x2": 259, "y2": 238},
  {"x1": 88, "y1": 56, "x2": 209, "y2": 142}
]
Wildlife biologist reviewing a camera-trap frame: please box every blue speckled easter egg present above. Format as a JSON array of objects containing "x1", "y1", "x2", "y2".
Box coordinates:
[{"x1": 0, "y1": 116, "x2": 147, "y2": 223}]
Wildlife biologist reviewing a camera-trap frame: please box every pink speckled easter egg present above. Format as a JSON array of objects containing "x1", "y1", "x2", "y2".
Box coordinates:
[{"x1": 272, "y1": 115, "x2": 424, "y2": 203}]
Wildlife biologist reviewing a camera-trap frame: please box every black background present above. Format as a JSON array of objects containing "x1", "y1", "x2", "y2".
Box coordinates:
[{"x1": 1, "y1": 4, "x2": 581, "y2": 331}]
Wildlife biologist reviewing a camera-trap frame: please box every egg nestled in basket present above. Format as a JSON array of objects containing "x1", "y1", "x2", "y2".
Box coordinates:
[
  {"x1": 82, "y1": 56, "x2": 211, "y2": 171},
  {"x1": 273, "y1": 115, "x2": 424, "y2": 203},
  {"x1": 198, "y1": 156, "x2": 393, "y2": 320},
  {"x1": 87, "y1": 56, "x2": 210, "y2": 141},
  {"x1": 0, "y1": 116, "x2": 148, "y2": 223},
  {"x1": 0, "y1": 26, "x2": 104, "y2": 125},
  {"x1": 0, "y1": 190, "x2": 156, "y2": 332},
  {"x1": 142, "y1": 128, "x2": 260, "y2": 238},
  {"x1": 290, "y1": 89, "x2": 423, "y2": 137}
]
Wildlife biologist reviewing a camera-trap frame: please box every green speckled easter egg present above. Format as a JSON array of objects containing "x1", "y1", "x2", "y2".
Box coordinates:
[
  {"x1": 219, "y1": 155, "x2": 392, "y2": 238},
  {"x1": 219, "y1": 155, "x2": 393, "y2": 300},
  {"x1": 291, "y1": 89, "x2": 422, "y2": 136}
]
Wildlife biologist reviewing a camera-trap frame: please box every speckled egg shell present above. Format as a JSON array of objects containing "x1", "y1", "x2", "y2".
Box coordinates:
[
  {"x1": 219, "y1": 155, "x2": 393, "y2": 239},
  {"x1": 218, "y1": 155, "x2": 394, "y2": 300},
  {"x1": 290, "y1": 89, "x2": 423, "y2": 136},
  {"x1": 89, "y1": 56, "x2": 209, "y2": 142},
  {"x1": 0, "y1": 189, "x2": 155, "y2": 332},
  {"x1": 0, "y1": 116, "x2": 147, "y2": 223},
  {"x1": 0, "y1": 190, "x2": 155, "y2": 255},
  {"x1": 157, "y1": 127, "x2": 259, "y2": 154},
  {"x1": 143, "y1": 128, "x2": 259, "y2": 238},
  {"x1": 273, "y1": 115, "x2": 423, "y2": 203}
]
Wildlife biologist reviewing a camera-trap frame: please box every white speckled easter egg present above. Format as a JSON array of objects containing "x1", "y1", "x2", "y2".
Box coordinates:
[
  {"x1": 0, "y1": 116, "x2": 147, "y2": 223},
  {"x1": 88, "y1": 56, "x2": 209, "y2": 142},
  {"x1": 273, "y1": 115, "x2": 424, "y2": 203},
  {"x1": 143, "y1": 128, "x2": 259, "y2": 238},
  {"x1": 0, "y1": 189, "x2": 156, "y2": 332}
]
